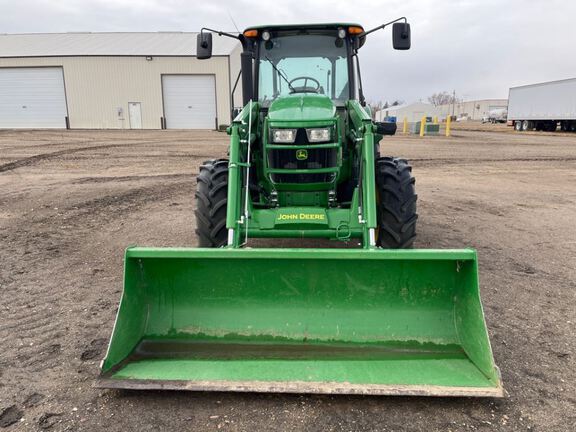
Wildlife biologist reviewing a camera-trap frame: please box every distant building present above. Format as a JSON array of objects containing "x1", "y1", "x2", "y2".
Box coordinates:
[
  {"x1": 375, "y1": 102, "x2": 440, "y2": 123},
  {"x1": 0, "y1": 32, "x2": 242, "y2": 129},
  {"x1": 376, "y1": 99, "x2": 508, "y2": 123},
  {"x1": 436, "y1": 99, "x2": 508, "y2": 120}
]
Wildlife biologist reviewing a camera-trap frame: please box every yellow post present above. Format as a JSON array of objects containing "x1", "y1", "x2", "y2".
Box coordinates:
[
  {"x1": 402, "y1": 117, "x2": 408, "y2": 134},
  {"x1": 446, "y1": 115, "x2": 452, "y2": 137},
  {"x1": 419, "y1": 116, "x2": 426, "y2": 137},
  {"x1": 434, "y1": 116, "x2": 439, "y2": 125}
]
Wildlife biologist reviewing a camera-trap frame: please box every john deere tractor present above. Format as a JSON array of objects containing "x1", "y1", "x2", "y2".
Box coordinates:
[
  {"x1": 195, "y1": 22, "x2": 415, "y2": 249},
  {"x1": 98, "y1": 20, "x2": 503, "y2": 397}
]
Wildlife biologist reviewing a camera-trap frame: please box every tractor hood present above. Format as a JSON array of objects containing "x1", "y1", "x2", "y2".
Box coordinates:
[{"x1": 267, "y1": 94, "x2": 336, "y2": 122}]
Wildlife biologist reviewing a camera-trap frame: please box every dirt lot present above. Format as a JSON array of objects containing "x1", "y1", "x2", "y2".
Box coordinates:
[{"x1": 1, "y1": 127, "x2": 575, "y2": 431}]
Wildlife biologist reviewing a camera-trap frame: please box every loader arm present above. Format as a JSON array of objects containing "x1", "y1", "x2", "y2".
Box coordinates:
[
  {"x1": 347, "y1": 99, "x2": 378, "y2": 247},
  {"x1": 226, "y1": 101, "x2": 259, "y2": 247}
]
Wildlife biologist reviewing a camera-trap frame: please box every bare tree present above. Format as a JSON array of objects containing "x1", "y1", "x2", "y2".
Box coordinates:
[
  {"x1": 366, "y1": 99, "x2": 404, "y2": 119},
  {"x1": 427, "y1": 91, "x2": 460, "y2": 106},
  {"x1": 367, "y1": 100, "x2": 384, "y2": 120}
]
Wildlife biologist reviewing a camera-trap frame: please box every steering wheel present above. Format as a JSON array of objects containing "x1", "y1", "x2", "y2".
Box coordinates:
[{"x1": 289, "y1": 76, "x2": 321, "y2": 94}]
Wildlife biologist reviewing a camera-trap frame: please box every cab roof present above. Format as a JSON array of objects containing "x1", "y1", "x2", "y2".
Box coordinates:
[{"x1": 244, "y1": 23, "x2": 364, "y2": 32}]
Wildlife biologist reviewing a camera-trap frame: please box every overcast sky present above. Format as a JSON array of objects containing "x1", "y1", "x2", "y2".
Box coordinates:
[{"x1": 2, "y1": 0, "x2": 575, "y2": 104}]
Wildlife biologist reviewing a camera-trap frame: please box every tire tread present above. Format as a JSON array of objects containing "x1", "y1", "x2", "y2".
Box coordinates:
[
  {"x1": 375, "y1": 157, "x2": 418, "y2": 249},
  {"x1": 195, "y1": 159, "x2": 229, "y2": 247}
]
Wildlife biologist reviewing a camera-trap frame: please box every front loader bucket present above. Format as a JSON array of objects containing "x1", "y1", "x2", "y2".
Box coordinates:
[{"x1": 97, "y1": 248, "x2": 503, "y2": 397}]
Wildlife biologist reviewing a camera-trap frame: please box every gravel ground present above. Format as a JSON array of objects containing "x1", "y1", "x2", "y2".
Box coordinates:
[{"x1": 0, "y1": 127, "x2": 574, "y2": 431}]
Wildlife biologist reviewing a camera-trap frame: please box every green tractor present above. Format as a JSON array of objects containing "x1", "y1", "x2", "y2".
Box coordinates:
[{"x1": 98, "y1": 20, "x2": 503, "y2": 397}]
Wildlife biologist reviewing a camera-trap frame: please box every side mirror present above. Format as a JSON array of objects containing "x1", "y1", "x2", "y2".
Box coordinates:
[
  {"x1": 375, "y1": 121, "x2": 397, "y2": 136},
  {"x1": 197, "y1": 32, "x2": 213, "y2": 59},
  {"x1": 392, "y1": 22, "x2": 411, "y2": 50}
]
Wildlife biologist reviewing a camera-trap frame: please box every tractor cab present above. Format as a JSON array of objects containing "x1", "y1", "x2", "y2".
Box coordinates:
[
  {"x1": 197, "y1": 24, "x2": 410, "y2": 208},
  {"x1": 251, "y1": 25, "x2": 358, "y2": 107},
  {"x1": 197, "y1": 22, "x2": 410, "y2": 112}
]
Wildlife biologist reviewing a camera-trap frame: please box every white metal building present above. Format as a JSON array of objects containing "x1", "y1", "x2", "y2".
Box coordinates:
[
  {"x1": 0, "y1": 32, "x2": 242, "y2": 129},
  {"x1": 375, "y1": 102, "x2": 441, "y2": 123},
  {"x1": 436, "y1": 99, "x2": 508, "y2": 120},
  {"x1": 376, "y1": 99, "x2": 508, "y2": 123}
]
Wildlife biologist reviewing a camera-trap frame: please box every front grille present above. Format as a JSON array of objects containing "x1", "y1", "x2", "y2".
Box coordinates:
[{"x1": 268, "y1": 128, "x2": 337, "y2": 183}]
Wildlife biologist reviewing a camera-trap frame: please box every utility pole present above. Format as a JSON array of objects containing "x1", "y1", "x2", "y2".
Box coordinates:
[{"x1": 451, "y1": 89, "x2": 456, "y2": 117}]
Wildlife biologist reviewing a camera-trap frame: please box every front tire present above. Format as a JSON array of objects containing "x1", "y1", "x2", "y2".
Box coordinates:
[
  {"x1": 375, "y1": 157, "x2": 418, "y2": 249},
  {"x1": 195, "y1": 159, "x2": 229, "y2": 247}
]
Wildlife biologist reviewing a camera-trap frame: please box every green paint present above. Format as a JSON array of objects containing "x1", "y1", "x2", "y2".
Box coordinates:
[
  {"x1": 268, "y1": 143, "x2": 339, "y2": 150},
  {"x1": 268, "y1": 94, "x2": 336, "y2": 122},
  {"x1": 112, "y1": 357, "x2": 494, "y2": 388},
  {"x1": 267, "y1": 167, "x2": 339, "y2": 174},
  {"x1": 100, "y1": 23, "x2": 503, "y2": 396},
  {"x1": 100, "y1": 248, "x2": 501, "y2": 393}
]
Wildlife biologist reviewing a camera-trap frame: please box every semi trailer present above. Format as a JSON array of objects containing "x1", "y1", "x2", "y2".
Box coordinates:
[{"x1": 508, "y1": 77, "x2": 576, "y2": 132}]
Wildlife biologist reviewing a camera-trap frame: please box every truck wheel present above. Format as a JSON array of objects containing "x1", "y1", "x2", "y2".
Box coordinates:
[
  {"x1": 375, "y1": 157, "x2": 418, "y2": 249},
  {"x1": 522, "y1": 120, "x2": 531, "y2": 131},
  {"x1": 195, "y1": 159, "x2": 229, "y2": 247},
  {"x1": 514, "y1": 121, "x2": 522, "y2": 131}
]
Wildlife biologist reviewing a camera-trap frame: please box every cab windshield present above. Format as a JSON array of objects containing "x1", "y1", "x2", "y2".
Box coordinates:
[{"x1": 257, "y1": 33, "x2": 350, "y2": 107}]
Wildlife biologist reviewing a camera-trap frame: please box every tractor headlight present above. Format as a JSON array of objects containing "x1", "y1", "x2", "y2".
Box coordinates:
[
  {"x1": 306, "y1": 128, "x2": 331, "y2": 142},
  {"x1": 271, "y1": 129, "x2": 296, "y2": 143}
]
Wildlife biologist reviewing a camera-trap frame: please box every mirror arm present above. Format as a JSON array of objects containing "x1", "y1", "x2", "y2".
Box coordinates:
[
  {"x1": 359, "y1": 17, "x2": 407, "y2": 38},
  {"x1": 200, "y1": 27, "x2": 241, "y2": 41}
]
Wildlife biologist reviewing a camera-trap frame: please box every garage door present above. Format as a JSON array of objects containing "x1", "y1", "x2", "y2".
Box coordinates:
[
  {"x1": 0, "y1": 67, "x2": 67, "y2": 128},
  {"x1": 162, "y1": 75, "x2": 216, "y2": 129}
]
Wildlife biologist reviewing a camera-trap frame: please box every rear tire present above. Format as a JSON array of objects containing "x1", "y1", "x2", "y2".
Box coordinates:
[
  {"x1": 195, "y1": 159, "x2": 229, "y2": 247},
  {"x1": 514, "y1": 121, "x2": 522, "y2": 131},
  {"x1": 375, "y1": 157, "x2": 418, "y2": 249},
  {"x1": 522, "y1": 120, "x2": 531, "y2": 131}
]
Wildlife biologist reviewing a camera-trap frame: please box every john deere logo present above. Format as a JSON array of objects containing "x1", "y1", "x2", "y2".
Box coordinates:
[{"x1": 296, "y1": 149, "x2": 308, "y2": 160}]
